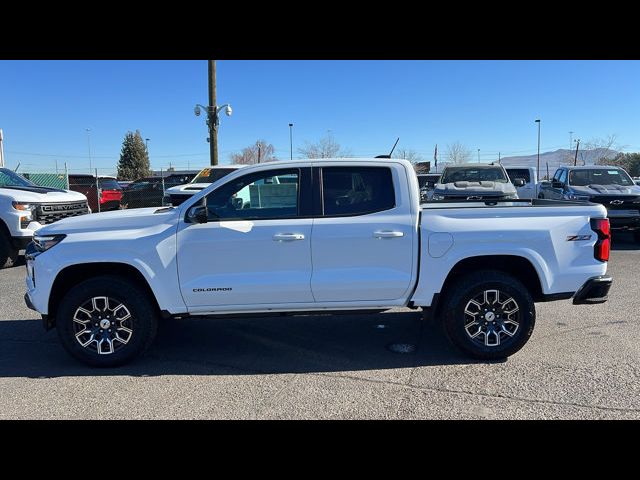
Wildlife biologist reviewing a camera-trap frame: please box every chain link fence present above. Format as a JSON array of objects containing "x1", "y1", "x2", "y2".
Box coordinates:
[{"x1": 14, "y1": 162, "x2": 206, "y2": 213}]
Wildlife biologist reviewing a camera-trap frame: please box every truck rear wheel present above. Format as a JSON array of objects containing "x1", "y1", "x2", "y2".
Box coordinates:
[
  {"x1": 441, "y1": 270, "x2": 535, "y2": 360},
  {"x1": 0, "y1": 231, "x2": 19, "y2": 269},
  {"x1": 56, "y1": 275, "x2": 158, "y2": 367}
]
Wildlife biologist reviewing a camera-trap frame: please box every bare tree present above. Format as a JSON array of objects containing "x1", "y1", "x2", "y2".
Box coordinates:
[
  {"x1": 230, "y1": 140, "x2": 276, "y2": 165},
  {"x1": 394, "y1": 148, "x2": 423, "y2": 163},
  {"x1": 561, "y1": 134, "x2": 620, "y2": 166},
  {"x1": 445, "y1": 141, "x2": 472, "y2": 165},
  {"x1": 298, "y1": 132, "x2": 350, "y2": 158}
]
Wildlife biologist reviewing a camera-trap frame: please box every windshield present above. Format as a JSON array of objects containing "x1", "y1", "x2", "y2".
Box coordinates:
[
  {"x1": 441, "y1": 167, "x2": 508, "y2": 184},
  {"x1": 569, "y1": 169, "x2": 634, "y2": 187},
  {"x1": 0, "y1": 168, "x2": 36, "y2": 188},
  {"x1": 192, "y1": 167, "x2": 237, "y2": 184}
]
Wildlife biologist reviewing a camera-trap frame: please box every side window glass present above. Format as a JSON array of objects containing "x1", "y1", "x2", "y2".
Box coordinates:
[
  {"x1": 205, "y1": 169, "x2": 299, "y2": 220},
  {"x1": 322, "y1": 167, "x2": 395, "y2": 216}
]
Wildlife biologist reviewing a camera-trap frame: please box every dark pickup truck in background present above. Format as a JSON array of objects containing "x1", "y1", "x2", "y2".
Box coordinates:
[{"x1": 539, "y1": 165, "x2": 640, "y2": 242}]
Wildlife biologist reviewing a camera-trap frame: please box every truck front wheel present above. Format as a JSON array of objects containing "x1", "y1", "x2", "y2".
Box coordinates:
[
  {"x1": 56, "y1": 275, "x2": 158, "y2": 367},
  {"x1": 441, "y1": 270, "x2": 535, "y2": 360},
  {"x1": 0, "y1": 232, "x2": 19, "y2": 269}
]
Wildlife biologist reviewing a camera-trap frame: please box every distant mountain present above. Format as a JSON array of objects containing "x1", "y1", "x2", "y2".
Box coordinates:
[{"x1": 499, "y1": 148, "x2": 618, "y2": 172}]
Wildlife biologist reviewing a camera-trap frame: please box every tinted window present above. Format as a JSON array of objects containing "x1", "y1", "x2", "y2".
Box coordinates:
[
  {"x1": 322, "y1": 167, "x2": 395, "y2": 216},
  {"x1": 568, "y1": 169, "x2": 634, "y2": 187},
  {"x1": 193, "y1": 167, "x2": 238, "y2": 184},
  {"x1": 506, "y1": 169, "x2": 531, "y2": 184},
  {"x1": 98, "y1": 178, "x2": 121, "y2": 190},
  {"x1": 559, "y1": 170, "x2": 568, "y2": 184},
  {"x1": 205, "y1": 169, "x2": 299, "y2": 220},
  {"x1": 441, "y1": 167, "x2": 508, "y2": 183}
]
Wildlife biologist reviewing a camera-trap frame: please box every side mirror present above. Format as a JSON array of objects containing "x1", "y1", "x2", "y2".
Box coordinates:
[
  {"x1": 187, "y1": 205, "x2": 208, "y2": 224},
  {"x1": 514, "y1": 179, "x2": 525, "y2": 187},
  {"x1": 552, "y1": 181, "x2": 564, "y2": 189}
]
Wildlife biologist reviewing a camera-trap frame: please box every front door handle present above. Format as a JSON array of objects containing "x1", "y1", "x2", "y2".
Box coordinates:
[
  {"x1": 273, "y1": 233, "x2": 305, "y2": 241},
  {"x1": 373, "y1": 230, "x2": 404, "y2": 239}
]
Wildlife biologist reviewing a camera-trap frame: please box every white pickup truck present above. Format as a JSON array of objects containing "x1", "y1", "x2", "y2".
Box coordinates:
[
  {"x1": 24, "y1": 159, "x2": 613, "y2": 367},
  {"x1": 1, "y1": 167, "x2": 89, "y2": 268}
]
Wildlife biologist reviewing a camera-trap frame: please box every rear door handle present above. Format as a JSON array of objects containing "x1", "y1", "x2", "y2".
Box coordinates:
[
  {"x1": 273, "y1": 233, "x2": 305, "y2": 241},
  {"x1": 373, "y1": 230, "x2": 404, "y2": 239}
]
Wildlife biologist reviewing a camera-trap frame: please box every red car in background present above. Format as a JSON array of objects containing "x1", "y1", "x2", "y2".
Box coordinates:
[{"x1": 68, "y1": 174, "x2": 122, "y2": 212}]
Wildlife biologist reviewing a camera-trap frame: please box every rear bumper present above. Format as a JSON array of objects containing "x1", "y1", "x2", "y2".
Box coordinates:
[{"x1": 573, "y1": 275, "x2": 613, "y2": 305}]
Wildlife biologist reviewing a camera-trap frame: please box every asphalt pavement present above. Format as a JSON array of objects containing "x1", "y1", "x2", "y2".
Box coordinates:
[{"x1": 0, "y1": 233, "x2": 638, "y2": 419}]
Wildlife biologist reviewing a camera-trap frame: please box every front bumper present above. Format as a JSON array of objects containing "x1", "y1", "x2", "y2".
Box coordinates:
[{"x1": 573, "y1": 275, "x2": 613, "y2": 305}]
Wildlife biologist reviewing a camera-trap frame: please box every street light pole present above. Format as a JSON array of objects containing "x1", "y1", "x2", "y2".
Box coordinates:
[
  {"x1": 477, "y1": 148, "x2": 480, "y2": 163},
  {"x1": 208, "y1": 60, "x2": 218, "y2": 166},
  {"x1": 145, "y1": 138, "x2": 150, "y2": 151},
  {"x1": 535, "y1": 119, "x2": 541, "y2": 181},
  {"x1": 574, "y1": 139, "x2": 580, "y2": 166},
  {"x1": 86, "y1": 128, "x2": 92, "y2": 174},
  {"x1": 289, "y1": 123, "x2": 294, "y2": 160}
]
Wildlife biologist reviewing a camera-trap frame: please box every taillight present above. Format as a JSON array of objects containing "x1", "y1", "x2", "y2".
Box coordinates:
[{"x1": 590, "y1": 218, "x2": 610, "y2": 262}]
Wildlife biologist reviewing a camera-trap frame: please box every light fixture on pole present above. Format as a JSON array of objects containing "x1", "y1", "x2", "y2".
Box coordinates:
[
  {"x1": 194, "y1": 101, "x2": 232, "y2": 165},
  {"x1": 535, "y1": 119, "x2": 541, "y2": 181},
  {"x1": 288, "y1": 123, "x2": 294, "y2": 160}
]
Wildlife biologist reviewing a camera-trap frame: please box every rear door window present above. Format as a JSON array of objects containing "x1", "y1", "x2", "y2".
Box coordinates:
[{"x1": 321, "y1": 166, "x2": 395, "y2": 216}]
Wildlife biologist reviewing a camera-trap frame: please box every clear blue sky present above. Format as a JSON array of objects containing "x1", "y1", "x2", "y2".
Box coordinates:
[{"x1": 1, "y1": 60, "x2": 639, "y2": 174}]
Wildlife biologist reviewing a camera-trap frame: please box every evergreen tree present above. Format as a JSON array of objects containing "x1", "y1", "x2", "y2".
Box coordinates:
[{"x1": 117, "y1": 130, "x2": 151, "y2": 180}]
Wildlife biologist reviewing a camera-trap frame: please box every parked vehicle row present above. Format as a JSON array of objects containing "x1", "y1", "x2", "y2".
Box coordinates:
[
  {"x1": 164, "y1": 166, "x2": 243, "y2": 206},
  {"x1": 24, "y1": 158, "x2": 612, "y2": 367},
  {"x1": 120, "y1": 173, "x2": 196, "y2": 209},
  {"x1": 538, "y1": 165, "x2": 640, "y2": 241}
]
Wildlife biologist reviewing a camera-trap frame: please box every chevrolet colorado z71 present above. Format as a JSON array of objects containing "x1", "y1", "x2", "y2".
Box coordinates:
[{"x1": 24, "y1": 159, "x2": 612, "y2": 366}]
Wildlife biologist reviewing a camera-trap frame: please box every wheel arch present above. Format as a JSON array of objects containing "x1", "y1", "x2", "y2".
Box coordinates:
[
  {"x1": 433, "y1": 254, "x2": 544, "y2": 317},
  {"x1": 48, "y1": 262, "x2": 161, "y2": 326}
]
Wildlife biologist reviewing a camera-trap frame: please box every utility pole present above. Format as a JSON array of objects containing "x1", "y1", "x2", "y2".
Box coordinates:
[
  {"x1": 573, "y1": 139, "x2": 580, "y2": 166},
  {"x1": 208, "y1": 60, "x2": 218, "y2": 166},
  {"x1": 257, "y1": 145, "x2": 262, "y2": 164}
]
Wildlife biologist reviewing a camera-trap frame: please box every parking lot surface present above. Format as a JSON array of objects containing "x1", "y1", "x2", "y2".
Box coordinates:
[{"x1": 1, "y1": 234, "x2": 639, "y2": 419}]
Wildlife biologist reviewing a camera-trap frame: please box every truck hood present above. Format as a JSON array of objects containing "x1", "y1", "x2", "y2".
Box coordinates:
[
  {"x1": 0, "y1": 186, "x2": 87, "y2": 203},
  {"x1": 36, "y1": 207, "x2": 179, "y2": 235},
  {"x1": 570, "y1": 184, "x2": 640, "y2": 196},
  {"x1": 166, "y1": 183, "x2": 209, "y2": 195},
  {"x1": 435, "y1": 181, "x2": 517, "y2": 196}
]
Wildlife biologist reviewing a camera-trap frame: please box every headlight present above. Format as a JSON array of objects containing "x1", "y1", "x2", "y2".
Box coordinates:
[
  {"x1": 565, "y1": 194, "x2": 590, "y2": 201},
  {"x1": 432, "y1": 193, "x2": 445, "y2": 201},
  {"x1": 33, "y1": 234, "x2": 66, "y2": 252},
  {"x1": 12, "y1": 202, "x2": 35, "y2": 213}
]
